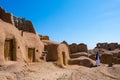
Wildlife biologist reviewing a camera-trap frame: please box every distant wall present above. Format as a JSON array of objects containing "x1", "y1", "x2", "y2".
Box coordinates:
[
  {"x1": 96, "y1": 43, "x2": 120, "y2": 50},
  {"x1": 69, "y1": 43, "x2": 88, "y2": 54},
  {"x1": 78, "y1": 43, "x2": 88, "y2": 52},
  {"x1": 39, "y1": 35, "x2": 49, "y2": 40},
  {"x1": 69, "y1": 43, "x2": 78, "y2": 53}
]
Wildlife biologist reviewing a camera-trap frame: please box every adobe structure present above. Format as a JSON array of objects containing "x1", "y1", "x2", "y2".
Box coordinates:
[
  {"x1": 69, "y1": 43, "x2": 88, "y2": 54},
  {"x1": 2, "y1": 6, "x2": 120, "y2": 68},
  {"x1": 39, "y1": 34, "x2": 49, "y2": 40},
  {"x1": 96, "y1": 42, "x2": 120, "y2": 50},
  {"x1": 0, "y1": 6, "x2": 44, "y2": 65},
  {"x1": 69, "y1": 43, "x2": 78, "y2": 53},
  {"x1": 42, "y1": 40, "x2": 70, "y2": 67},
  {"x1": 89, "y1": 46, "x2": 120, "y2": 65},
  {"x1": 78, "y1": 43, "x2": 88, "y2": 52},
  {"x1": 0, "y1": 7, "x2": 71, "y2": 68}
]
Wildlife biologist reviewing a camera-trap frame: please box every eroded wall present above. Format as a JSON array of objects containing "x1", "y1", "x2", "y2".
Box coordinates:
[
  {"x1": 0, "y1": 7, "x2": 44, "y2": 65},
  {"x1": 0, "y1": 7, "x2": 14, "y2": 25},
  {"x1": 69, "y1": 43, "x2": 88, "y2": 54},
  {"x1": 0, "y1": 6, "x2": 36, "y2": 34},
  {"x1": 96, "y1": 43, "x2": 119, "y2": 50}
]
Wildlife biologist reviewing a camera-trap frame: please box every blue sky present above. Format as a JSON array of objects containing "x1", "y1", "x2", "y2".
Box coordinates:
[{"x1": 0, "y1": 0, "x2": 120, "y2": 49}]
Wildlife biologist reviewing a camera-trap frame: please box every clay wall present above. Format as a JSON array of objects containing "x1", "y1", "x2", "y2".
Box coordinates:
[
  {"x1": 96, "y1": 43, "x2": 119, "y2": 50},
  {"x1": 13, "y1": 16, "x2": 36, "y2": 33},
  {"x1": 0, "y1": 12, "x2": 44, "y2": 65},
  {"x1": 69, "y1": 43, "x2": 88, "y2": 54},
  {"x1": 42, "y1": 40, "x2": 70, "y2": 68},
  {"x1": 40, "y1": 35, "x2": 49, "y2": 40},
  {"x1": 69, "y1": 43, "x2": 78, "y2": 53},
  {"x1": 0, "y1": 6, "x2": 36, "y2": 34},
  {"x1": 78, "y1": 43, "x2": 88, "y2": 52},
  {"x1": 0, "y1": 7, "x2": 14, "y2": 25}
]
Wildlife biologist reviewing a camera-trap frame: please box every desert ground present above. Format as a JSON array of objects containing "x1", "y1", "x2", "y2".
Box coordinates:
[{"x1": 0, "y1": 61, "x2": 120, "y2": 80}]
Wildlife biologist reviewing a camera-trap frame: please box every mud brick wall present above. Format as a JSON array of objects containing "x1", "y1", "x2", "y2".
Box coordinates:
[{"x1": 0, "y1": 7, "x2": 14, "y2": 25}]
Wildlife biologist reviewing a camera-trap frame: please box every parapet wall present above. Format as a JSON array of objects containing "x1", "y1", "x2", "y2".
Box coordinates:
[{"x1": 0, "y1": 6, "x2": 36, "y2": 34}]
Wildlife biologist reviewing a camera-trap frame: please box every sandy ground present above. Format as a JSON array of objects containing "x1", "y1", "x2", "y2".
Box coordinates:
[
  {"x1": 24, "y1": 62, "x2": 120, "y2": 80},
  {"x1": 0, "y1": 61, "x2": 120, "y2": 80}
]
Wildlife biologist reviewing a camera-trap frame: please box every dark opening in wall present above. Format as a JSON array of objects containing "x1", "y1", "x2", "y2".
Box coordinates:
[
  {"x1": 28, "y1": 48, "x2": 35, "y2": 62},
  {"x1": 4, "y1": 39, "x2": 16, "y2": 61},
  {"x1": 62, "y1": 52, "x2": 66, "y2": 66},
  {"x1": 108, "y1": 48, "x2": 112, "y2": 51}
]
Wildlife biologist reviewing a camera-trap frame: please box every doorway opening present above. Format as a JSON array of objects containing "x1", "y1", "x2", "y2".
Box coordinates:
[
  {"x1": 28, "y1": 48, "x2": 35, "y2": 62},
  {"x1": 4, "y1": 39, "x2": 16, "y2": 61},
  {"x1": 62, "y1": 52, "x2": 66, "y2": 66}
]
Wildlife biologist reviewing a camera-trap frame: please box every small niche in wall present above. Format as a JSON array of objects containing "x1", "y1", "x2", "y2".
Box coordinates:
[
  {"x1": 36, "y1": 49, "x2": 38, "y2": 52},
  {"x1": 18, "y1": 46, "x2": 20, "y2": 49}
]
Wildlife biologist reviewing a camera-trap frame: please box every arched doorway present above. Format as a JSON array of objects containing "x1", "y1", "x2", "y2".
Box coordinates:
[{"x1": 4, "y1": 39, "x2": 16, "y2": 61}]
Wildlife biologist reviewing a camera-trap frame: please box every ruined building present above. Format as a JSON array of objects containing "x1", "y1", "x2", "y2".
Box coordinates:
[
  {"x1": 0, "y1": 7, "x2": 71, "y2": 68},
  {"x1": 96, "y1": 43, "x2": 120, "y2": 50},
  {"x1": 41, "y1": 40, "x2": 70, "y2": 68},
  {"x1": 69, "y1": 43, "x2": 78, "y2": 53},
  {"x1": 0, "y1": 6, "x2": 44, "y2": 65},
  {"x1": 0, "y1": 6, "x2": 99, "y2": 68},
  {"x1": 69, "y1": 43, "x2": 88, "y2": 54}
]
